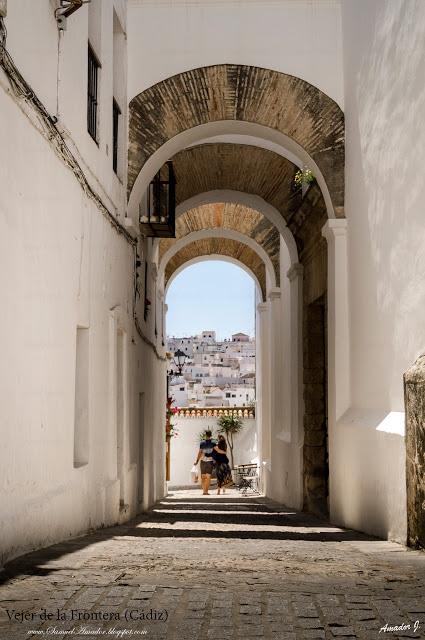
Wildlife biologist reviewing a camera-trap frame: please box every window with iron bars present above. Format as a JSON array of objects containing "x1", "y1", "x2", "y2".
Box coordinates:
[
  {"x1": 112, "y1": 98, "x2": 121, "y2": 174},
  {"x1": 87, "y1": 44, "x2": 100, "y2": 142}
]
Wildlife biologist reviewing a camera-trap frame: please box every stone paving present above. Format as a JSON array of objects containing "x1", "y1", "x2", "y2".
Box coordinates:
[{"x1": 1, "y1": 489, "x2": 425, "y2": 640}]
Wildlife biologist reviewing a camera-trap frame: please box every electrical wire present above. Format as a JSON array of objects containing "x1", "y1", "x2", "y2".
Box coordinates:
[
  {"x1": 0, "y1": 17, "x2": 166, "y2": 360},
  {"x1": 0, "y1": 16, "x2": 136, "y2": 247}
]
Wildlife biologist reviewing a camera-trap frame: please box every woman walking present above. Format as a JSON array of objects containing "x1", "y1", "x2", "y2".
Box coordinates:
[{"x1": 213, "y1": 435, "x2": 233, "y2": 495}]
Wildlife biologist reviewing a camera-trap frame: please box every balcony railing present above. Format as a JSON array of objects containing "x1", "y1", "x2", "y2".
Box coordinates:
[
  {"x1": 174, "y1": 406, "x2": 255, "y2": 419},
  {"x1": 140, "y1": 161, "x2": 176, "y2": 238}
]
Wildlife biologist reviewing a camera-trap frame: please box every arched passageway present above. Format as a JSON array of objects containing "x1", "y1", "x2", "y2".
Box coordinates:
[
  {"x1": 165, "y1": 259, "x2": 258, "y2": 487},
  {"x1": 3, "y1": 0, "x2": 424, "y2": 586},
  {"x1": 129, "y1": 64, "x2": 346, "y2": 518},
  {"x1": 128, "y1": 64, "x2": 344, "y2": 218}
]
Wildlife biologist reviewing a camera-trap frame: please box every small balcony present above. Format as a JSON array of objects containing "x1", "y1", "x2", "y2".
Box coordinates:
[{"x1": 139, "y1": 161, "x2": 176, "y2": 238}]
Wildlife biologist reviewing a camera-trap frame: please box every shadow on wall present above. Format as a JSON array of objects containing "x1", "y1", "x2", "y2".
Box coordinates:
[
  {"x1": 344, "y1": 0, "x2": 425, "y2": 407},
  {"x1": 333, "y1": 408, "x2": 408, "y2": 542}
]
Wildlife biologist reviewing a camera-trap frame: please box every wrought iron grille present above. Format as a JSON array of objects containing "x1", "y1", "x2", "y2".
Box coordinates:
[
  {"x1": 87, "y1": 44, "x2": 100, "y2": 141},
  {"x1": 112, "y1": 98, "x2": 121, "y2": 173},
  {"x1": 140, "y1": 161, "x2": 176, "y2": 238}
]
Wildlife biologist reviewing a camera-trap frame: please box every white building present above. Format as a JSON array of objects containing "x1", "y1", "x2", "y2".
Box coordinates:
[
  {"x1": 232, "y1": 332, "x2": 250, "y2": 343},
  {"x1": 169, "y1": 381, "x2": 188, "y2": 407},
  {"x1": 1, "y1": 0, "x2": 425, "y2": 566},
  {"x1": 201, "y1": 330, "x2": 216, "y2": 343},
  {"x1": 167, "y1": 330, "x2": 255, "y2": 409},
  {"x1": 224, "y1": 386, "x2": 255, "y2": 407}
]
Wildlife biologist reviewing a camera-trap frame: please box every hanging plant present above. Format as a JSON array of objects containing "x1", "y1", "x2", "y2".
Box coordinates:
[
  {"x1": 166, "y1": 405, "x2": 179, "y2": 419},
  {"x1": 166, "y1": 397, "x2": 180, "y2": 439},
  {"x1": 168, "y1": 423, "x2": 179, "y2": 438},
  {"x1": 293, "y1": 168, "x2": 315, "y2": 191}
]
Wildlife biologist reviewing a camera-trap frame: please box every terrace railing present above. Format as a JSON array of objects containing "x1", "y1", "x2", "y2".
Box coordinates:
[{"x1": 174, "y1": 406, "x2": 255, "y2": 419}]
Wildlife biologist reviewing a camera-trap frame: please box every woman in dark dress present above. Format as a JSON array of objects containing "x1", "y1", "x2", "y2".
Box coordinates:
[{"x1": 213, "y1": 435, "x2": 233, "y2": 495}]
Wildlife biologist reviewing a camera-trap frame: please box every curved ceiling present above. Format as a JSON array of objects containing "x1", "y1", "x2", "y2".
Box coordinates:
[
  {"x1": 171, "y1": 143, "x2": 300, "y2": 223},
  {"x1": 164, "y1": 237, "x2": 267, "y2": 301},
  {"x1": 159, "y1": 202, "x2": 280, "y2": 285},
  {"x1": 128, "y1": 64, "x2": 344, "y2": 212}
]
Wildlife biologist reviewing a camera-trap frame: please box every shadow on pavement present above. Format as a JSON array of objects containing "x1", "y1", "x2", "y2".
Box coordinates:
[{"x1": 0, "y1": 493, "x2": 376, "y2": 586}]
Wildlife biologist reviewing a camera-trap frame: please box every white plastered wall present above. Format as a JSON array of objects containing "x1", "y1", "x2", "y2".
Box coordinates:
[
  {"x1": 5, "y1": 1, "x2": 128, "y2": 219},
  {"x1": 0, "y1": 0, "x2": 167, "y2": 566},
  {"x1": 267, "y1": 239, "x2": 303, "y2": 510},
  {"x1": 0, "y1": 86, "x2": 166, "y2": 565},
  {"x1": 169, "y1": 417, "x2": 257, "y2": 487},
  {"x1": 331, "y1": 0, "x2": 425, "y2": 542},
  {"x1": 127, "y1": 0, "x2": 344, "y2": 108}
]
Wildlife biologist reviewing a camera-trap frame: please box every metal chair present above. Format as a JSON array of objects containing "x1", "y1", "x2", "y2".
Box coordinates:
[{"x1": 233, "y1": 463, "x2": 260, "y2": 495}]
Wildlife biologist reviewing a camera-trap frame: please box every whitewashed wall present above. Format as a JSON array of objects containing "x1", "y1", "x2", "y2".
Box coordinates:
[
  {"x1": 169, "y1": 417, "x2": 257, "y2": 486},
  {"x1": 0, "y1": 0, "x2": 166, "y2": 567},
  {"x1": 127, "y1": 0, "x2": 344, "y2": 107},
  {"x1": 331, "y1": 0, "x2": 425, "y2": 543},
  {"x1": 5, "y1": 0, "x2": 128, "y2": 217},
  {"x1": 2, "y1": 0, "x2": 422, "y2": 560}
]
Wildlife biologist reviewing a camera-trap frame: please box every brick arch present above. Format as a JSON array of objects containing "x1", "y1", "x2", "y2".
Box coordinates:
[
  {"x1": 164, "y1": 237, "x2": 267, "y2": 301},
  {"x1": 171, "y1": 144, "x2": 298, "y2": 224},
  {"x1": 159, "y1": 202, "x2": 281, "y2": 286},
  {"x1": 128, "y1": 64, "x2": 344, "y2": 213}
]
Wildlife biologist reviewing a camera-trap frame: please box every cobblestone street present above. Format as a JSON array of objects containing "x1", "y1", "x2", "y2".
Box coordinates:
[{"x1": 1, "y1": 490, "x2": 424, "y2": 640}]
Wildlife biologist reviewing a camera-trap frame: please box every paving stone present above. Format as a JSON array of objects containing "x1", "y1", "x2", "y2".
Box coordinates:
[
  {"x1": 345, "y1": 596, "x2": 369, "y2": 603},
  {"x1": 296, "y1": 617, "x2": 324, "y2": 629},
  {"x1": 188, "y1": 602, "x2": 206, "y2": 610},
  {"x1": 210, "y1": 614, "x2": 233, "y2": 625},
  {"x1": 237, "y1": 625, "x2": 264, "y2": 636},
  {"x1": 187, "y1": 610, "x2": 206, "y2": 619},
  {"x1": 301, "y1": 631, "x2": 326, "y2": 639},
  {"x1": 240, "y1": 604, "x2": 262, "y2": 615},
  {"x1": 212, "y1": 604, "x2": 233, "y2": 613},
  {"x1": 348, "y1": 609, "x2": 376, "y2": 620},
  {"x1": 268, "y1": 621, "x2": 294, "y2": 632},
  {"x1": 293, "y1": 607, "x2": 319, "y2": 618},
  {"x1": 1, "y1": 490, "x2": 425, "y2": 640},
  {"x1": 329, "y1": 627, "x2": 357, "y2": 637},
  {"x1": 208, "y1": 628, "x2": 233, "y2": 638}
]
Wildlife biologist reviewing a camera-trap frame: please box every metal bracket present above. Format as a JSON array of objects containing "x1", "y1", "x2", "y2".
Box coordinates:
[{"x1": 55, "y1": 0, "x2": 90, "y2": 30}]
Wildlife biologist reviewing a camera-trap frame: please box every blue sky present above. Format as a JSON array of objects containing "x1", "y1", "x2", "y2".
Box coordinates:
[{"x1": 166, "y1": 261, "x2": 256, "y2": 340}]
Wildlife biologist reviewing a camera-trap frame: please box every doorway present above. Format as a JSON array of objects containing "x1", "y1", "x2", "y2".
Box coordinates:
[{"x1": 303, "y1": 295, "x2": 328, "y2": 517}]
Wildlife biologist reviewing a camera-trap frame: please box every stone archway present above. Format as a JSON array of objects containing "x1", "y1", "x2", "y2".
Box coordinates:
[
  {"x1": 128, "y1": 64, "x2": 344, "y2": 217},
  {"x1": 164, "y1": 237, "x2": 268, "y2": 302},
  {"x1": 159, "y1": 202, "x2": 281, "y2": 289},
  {"x1": 176, "y1": 190, "x2": 298, "y2": 266},
  {"x1": 129, "y1": 64, "x2": 346, "y2": 517},
  {"x1": 170, "y1": 144, "x2": 298, "y2": 222}
]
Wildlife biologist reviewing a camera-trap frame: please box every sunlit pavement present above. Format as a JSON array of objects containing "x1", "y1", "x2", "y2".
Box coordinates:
[{"x1": 1, "y1": 489, "x2": 425, "y2": 639}]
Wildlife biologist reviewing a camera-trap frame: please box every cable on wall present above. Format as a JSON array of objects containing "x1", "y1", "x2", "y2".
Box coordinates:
[
  {"x1": 0, "y1": 16, "x2": 167, "y2": 362},
  {"x1": 0, "y1": 16, "x2": 136, "y2": 247}
]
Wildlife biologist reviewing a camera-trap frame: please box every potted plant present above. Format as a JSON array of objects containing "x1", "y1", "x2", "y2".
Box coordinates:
[{"x1": 293, "y1": 167, "x2": 315, "y2": 192}]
